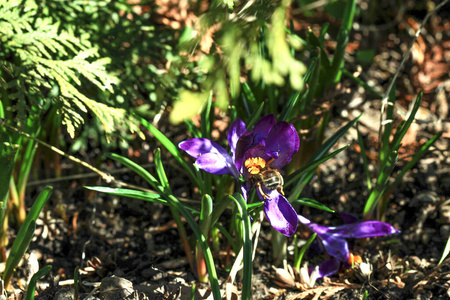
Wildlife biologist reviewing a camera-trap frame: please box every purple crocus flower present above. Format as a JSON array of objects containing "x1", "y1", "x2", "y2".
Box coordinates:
[
  {"x1": 298, "y1": 214, "x2": 400, "y2": 278},
  {"x1": 179, "y1": 114, "x2": 300, "y2": 236}
]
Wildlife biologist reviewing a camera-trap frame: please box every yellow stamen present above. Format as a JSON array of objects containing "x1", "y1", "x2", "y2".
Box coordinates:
[{"x1": 244, "y1": 157, "x2": 266, "y2": 174}]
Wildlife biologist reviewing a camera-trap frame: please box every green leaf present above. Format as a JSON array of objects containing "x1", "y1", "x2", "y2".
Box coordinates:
[
  {"x1": 199, "y1": 194, "x2": 213, "y2": 238},
  {"x1": 25, "y1": 265, "x2": 52, "y2": 300},
  {"x1": 106, "y1": 153, "x2": 160, "y2": 190},
  {"x1": 84, "y1": 186, "x2": 168, "y2": 206},
  {"x1": 391, "y1": 91, "x2": 423, "y2": 151},
  {"x1": 154, "y1": 148, "x2": 171, "y2": 193},
  {"x1": 294, "y1": 233, "x2": 316, "y2": 270},
  {"x1": 363, "y1": 150, "x2": 399, "y2": 218},
  {"x1": 4, "y1": 186, "x2": 52, "y2": 287},
  {"x1": 288, "y1": 114, "x2": 361, "y2": 200},
  {"x1": 388, "y1": 131, "x2": 443, "y2": 191},
  {"x1": 357, "y1": 123, "x2": 372, "y2": 190},
  {"x1": 136, "y1": 115, "x2": 202, "y2": 190},
  {"x1": 279, "y1": 91, "x2": 300, "y2": 122},
  {"x1": 286, "y1": 144, "x2": 349, "y2": 188},
  {"x1": 293, "y1": 198, "x2": 334, "y2": 213},
  {"x1": 228, "y1": 193, "x2": 252, "y2": 299},
  {"x1": 245, "y1": 102, "x2": 265, "y2": 131},
  {"x1": 439, "y1": 234, "x2": 450, "y2": 265}
]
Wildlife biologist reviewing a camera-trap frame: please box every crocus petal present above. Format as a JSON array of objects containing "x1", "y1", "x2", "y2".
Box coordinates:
[
  {"x1": 265, "y1": 121, "x2": 300, "y2": 169},
  {"x1": 339, "y1": 212, "x2": 360, "y2": 224},
  {"x1": 315, "y1": 258, "x2": 341, "y2": 279},
  {"x1": 263, "y1": 191, "x2": 298, "y2": 236},
  {"x1": 179, "y1": 138, "x2": 228, "y2": 157},
  {"x1": 252, "y1": 114, "x2": 276, "y2": 143},
  {"x1": 195, "y1": 153, "x2": 237, "y2": 176},
  {"x1": 234, "y1": 132, "x2": 256, "y2": 172},
  {"x1": 179, "y1": 138, "x2": 239, "y2": 178},
  {"x1": 328, "y1": 221, "x2": 400, "y2": 239},
  {"x1": 298, "y1": 215, "x2": 349, "y2": 262},
  {"x1": 318, "y1": 231, "x2": 349, "y2": 262},
  {"x1": 227, "y1": 118, "x2": 247, "y2": 160}
]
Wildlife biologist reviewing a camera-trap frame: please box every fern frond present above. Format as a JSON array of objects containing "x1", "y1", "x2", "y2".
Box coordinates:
[{"x1": 0, "y1": 0, "x2": 143, "y2": 140}]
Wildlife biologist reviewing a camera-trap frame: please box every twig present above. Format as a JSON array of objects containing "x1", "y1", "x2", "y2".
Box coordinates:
[
  {"x1": 2, "y1": 122, "x2": 114, "y2": 183},
  {"x1": 1, "y1": 122, "x2": 201, "y2": 204}
]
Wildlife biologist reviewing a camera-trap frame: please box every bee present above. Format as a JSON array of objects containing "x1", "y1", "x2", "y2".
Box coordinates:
[{"x1": 245, "y1": 157, "x2": 285, "y2": 199}]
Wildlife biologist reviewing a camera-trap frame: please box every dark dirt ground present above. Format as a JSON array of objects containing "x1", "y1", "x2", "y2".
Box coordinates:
[{"x1": 2, "y1": 2, "x2": 450, "y2": 299}]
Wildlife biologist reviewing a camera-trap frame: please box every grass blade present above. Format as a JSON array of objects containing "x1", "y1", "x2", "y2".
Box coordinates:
[
  {"x1": 391, "y1": 91, "x2": 423, "y2": 150},
  {"x1": 228, "y1": 193, "x2": 252, "y2": 299},
  {"x1": 25, "y1": 265, "x2": 52, "y2": 300},
  {"x1": 363, "y1": 150, "x2": 399, "y2": 219},
  {"x1": 330, "y1": 0, "x2": 356, "y2": 82},
  {"x1": 388, "y1": 131, "x2": 443, "y2": 191},
  {"x1": 85, "y1": 186, "x2": 167, "y2": 205},
  {"x1": 285, "y1": 144, "x2": 349, "y2": 188},
  {"x1": 245, "y1": 102, "x2": 265, "y2": 131},
  {"x1": 294, "y1": 233, "x2": 317, "y2": 270},
  {"x1": 3, "y1": 221, "x2": 36, "y2": 288},
  {"x1": 357, "y1": 123, "x2": 372, "y2": 190},
  {"x1": 379, "y1": 87, "x2": 396, "y2": 167},
  {"x1": 154, "y1": 148, "x2": 171, "y2": 193},
  {"x1": 439, "y1": 235, "x2": 450, "y2": 265},
  {"x1": 279, "y1": 91, "x2": 300, "y2": 122},
  {"x1": 293, "y1": 198, "x2": 334, "y2": 213},
  {"x1": 4, "y1": 186, "x2": 52, "y2": 287},
  {"x1": 107, "y1": 153, "x2": 160, "y2": 190},
  {"x1": 136, "y1": 115, "x2": 201, "y2": 188}
]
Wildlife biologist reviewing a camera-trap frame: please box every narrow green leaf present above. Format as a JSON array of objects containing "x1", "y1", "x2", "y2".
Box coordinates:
[
  {"x1": 388, "y1": 131, "x2": 443, "y2": 191},
  {"x1": 4, "y1": 186, "x2": 52, "y2": 284},
  {"x1": 184, "y1": 120, "x2": 202, "y2": 138},
  {"x1": 391, "y1": 91, "x2": 423, "y2": 150},
  {"x1": 293, "y1": 198, "x2": 334, "y2": 213},
  {"x1": 341, "y1": 69, "x2": 383, "y2": 98},
  {"x1": 84, "y1": 186, "x2": 168, "y2": 205},
  {"x1": 136, "y1": 115, "x2": 201, "y2": 188},
  {"x1": 164, "y1": 193, "x2": 221, "y2": 299},
  {"x1": 228, "y1": 193, "x2": 252, "y2": 300},
  {"x1": 74, "y1": 266, "x2": 79, "y2": 300},
  {"x1": 106, "y1": 153, "x2": 160, "y2": 190},
  {"x1": 331, "y1": 0, "x2": 356, "y2": 82},
  {"x1": 318, "y1": 23, "x2": 329, "y2": 47},
  {"x1": 201, "y1": 95, "x2": 213, "y2": 139},
  {"x1": 311, "y1": 114, "x2": 362, "y2": 161},
  {"x1": 357, "y1": 124, "x2": 372, "y2": 190},
  {"x1": 213, "y1": 223, "x2": 239, "y2": 254},
  {"x1": 25, "y1": 265, "x2": 52, "y2": 300},
  {"x1": 245, "y1": 102, "x2": 265, "y2": 131},
  {"x1": 241, "y1": 82, "x2": 257, "y2": 117},
  {"x1": 294, "y1": 233, "x2": 317, "y2": 270},
  {"x1": 363, "y1": 150, "x2": 399, "y2": 218},
  {"x1": 288, "y1": 114, "x2": 361, "y2": 200},
  {"x1": 200, "y1": 194, "x2": 213, "y2": 226},
  {"x1": 0, "y1": 134, "x2": 19, "y2": 223},
  {"x1": 380, "y1": 87, "x2": 396, "y2": 167},
  {"x1": 154, "y1": 148, "x2": 171, "y2": 193},
  {"x1": 286, "y1": 144, "x2": 349, "y2": 188},
  {"x1": 3, "y1": 221, "x2": 36, "y2": 287},
  {"x1": 279, "y1": 91, "x2": 300, "y2": 122},
  {"x1": 439, "y1": 235, "x2": 450, "y2": 265}
]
